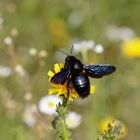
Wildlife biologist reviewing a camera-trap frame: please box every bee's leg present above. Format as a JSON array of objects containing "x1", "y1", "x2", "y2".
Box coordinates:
[
  {"x1": 62, "y1": 78, "x2": 70, "y2": 106},
  {"x1": 67, "y1": 78, "x2": 70, "y2": 99}
]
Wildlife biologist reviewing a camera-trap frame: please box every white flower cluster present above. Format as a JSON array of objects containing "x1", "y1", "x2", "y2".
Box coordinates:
[
  {"x1": 29, "y1": 48, "x2": 48, "y2": 59},
  {"x1": 73, "y1": 40, "x2": 104, "y2": 54},
  {"x1": 38, "y1": 95, "x2": 82, "y2": 129}
]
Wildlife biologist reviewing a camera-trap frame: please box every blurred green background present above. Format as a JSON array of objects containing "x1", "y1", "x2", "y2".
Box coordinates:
[{"x1": 0, "y1": 0, "x2": 140, "y2": 139}]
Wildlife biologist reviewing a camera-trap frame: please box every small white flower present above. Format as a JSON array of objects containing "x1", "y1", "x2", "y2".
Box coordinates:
[
  {"x1": 22, "y1": 104, "x2": 36, "y2": 127},
  {"x1": 94, "y1": 44, "x2": 104, "y2": 54},
  {"x1": 66, "y1": 111, "x2": 82, "y2": 129},
  {"x1": 3, "y1": 36, "x2": 13, "y2": 46},
  {"x1": 38, "y1": 95, "x2": 62, "y2": 115},
  {"x1": 73, "y1": 40, "x2": 95, "y2": 54},
  {"x1": 29, "y1": 48, "x2": 37, "y2": 56},
  {"x1": 0, "y1": 66, "x2": 12, "y2": 77},
  {"x1": 38, "y1": 50, "x2": 48, "y2": 59},
  {"x1": 14, "y1": 64, "x2": 26, "y2": 77}
]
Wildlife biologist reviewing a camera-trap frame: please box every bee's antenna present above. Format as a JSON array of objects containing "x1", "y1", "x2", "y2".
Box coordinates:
[
  {"x1": 57, "y1": 49, "x2": 69, "y2": 56},
  {"x1": 70, "y1": 45, "x2": 74, "y2": 55}
]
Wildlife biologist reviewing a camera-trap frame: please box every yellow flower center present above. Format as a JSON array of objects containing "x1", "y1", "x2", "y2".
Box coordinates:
[{"x1": 48, "y1": 102, "x2": 55, "y2": 108}]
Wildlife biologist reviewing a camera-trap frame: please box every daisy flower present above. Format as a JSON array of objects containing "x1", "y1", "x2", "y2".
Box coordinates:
[
  {"x1": 38, "y1": 95, "x2": 62, "y2": 115},
  {"x1": 66, "y1": 111, "x2": 82, "y2": 129},
  {"x1": 48, "y1": 63, "x2": 95, "y2": 101}
]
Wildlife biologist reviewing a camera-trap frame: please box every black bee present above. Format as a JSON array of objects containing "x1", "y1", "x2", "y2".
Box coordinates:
[{"x1": 51, "y1": 50, "x2": 116, "y2": 98}]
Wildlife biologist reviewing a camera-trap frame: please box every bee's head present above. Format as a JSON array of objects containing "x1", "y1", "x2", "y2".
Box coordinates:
[
  {"x1": 65, "y1": 55, "x2": 76, "y2": 62},
  {"x1": 65, "y1": 55, "x2": 83, "y2": 71}
]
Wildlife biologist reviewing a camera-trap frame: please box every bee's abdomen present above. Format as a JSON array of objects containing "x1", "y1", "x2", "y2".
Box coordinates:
[{"x1": 72, "y1": 73, "x2": 90, "y2": 98}]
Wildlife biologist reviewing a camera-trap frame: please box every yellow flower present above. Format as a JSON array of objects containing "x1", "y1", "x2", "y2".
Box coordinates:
[
  {"x1": 48, "y1": 63, "x2": 95, "y2": 101},
  {"x1": 99, "y1": 116, "x2": 128, "y2": 139},
  {"x1": 122, "y1": 38, "x2": 140, "y2": 58}
]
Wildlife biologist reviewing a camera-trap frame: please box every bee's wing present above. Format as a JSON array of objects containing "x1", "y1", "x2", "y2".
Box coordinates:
[
  {"x1": 84, "y1": 64, "x2": 116, "y2": 78},
  {"x1": 50, "y1": 67, "x2": 70, "y2": 84}
]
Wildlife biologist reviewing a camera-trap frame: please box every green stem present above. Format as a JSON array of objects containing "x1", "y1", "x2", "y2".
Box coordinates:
[
  {"x1": 53, "y1": 96, "x2": 71, "y2": 140},
  {"x1": 62, "y1": 120, "x2": 69, "y2": 140},
  {"x1": 62, "y1": 97, "x2": 68, "y2": 106},
  {"x1": 62, "y1": 97, "x2": 69, "y2": 140}
]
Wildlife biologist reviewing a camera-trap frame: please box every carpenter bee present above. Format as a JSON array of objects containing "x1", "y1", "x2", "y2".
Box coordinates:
[{"x1": 51, "y1": 49, "x2": 116, "y2": 98}]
